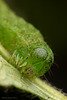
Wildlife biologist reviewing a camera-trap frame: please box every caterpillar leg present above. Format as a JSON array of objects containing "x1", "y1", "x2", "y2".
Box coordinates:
[
  {"x1": 16, "y1": 54, "x2": 20, "y2": 65},
  {"x1": 12, "y1": 50, "x2": 17, "y2": 58}
]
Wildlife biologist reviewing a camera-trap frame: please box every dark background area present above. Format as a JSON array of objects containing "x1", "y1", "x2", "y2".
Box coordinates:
[{"x1": 1, "y1": 0, "x2": 67, "y2": 99}]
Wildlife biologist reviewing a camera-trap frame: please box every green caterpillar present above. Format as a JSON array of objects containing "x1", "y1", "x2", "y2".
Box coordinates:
[{"x1": 0, "y1": 0, "x2": 54, "y2": 78}]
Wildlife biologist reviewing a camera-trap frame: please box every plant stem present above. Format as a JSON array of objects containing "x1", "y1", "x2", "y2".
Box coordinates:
[{"x1": 0, "y1": 43, "x2": 11, "y2": 61}]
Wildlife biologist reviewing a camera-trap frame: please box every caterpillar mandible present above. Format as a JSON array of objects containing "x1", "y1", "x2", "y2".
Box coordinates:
[{"x1": 0, "y1": 0, "x2": 54, "y2": 78}]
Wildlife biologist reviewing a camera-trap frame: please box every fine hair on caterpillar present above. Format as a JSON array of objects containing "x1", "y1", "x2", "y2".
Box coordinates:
[
  {"x1": 11, "y1": 49, "x2": 34, "y2": 76},
  {"x1": 12, "y1": 50, "x2": 28, "y2": 67}
]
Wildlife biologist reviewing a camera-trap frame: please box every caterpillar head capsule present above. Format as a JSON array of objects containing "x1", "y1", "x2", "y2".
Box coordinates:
[{"x1": 21, "y1": 42, "x2": 54, "y2": 77}]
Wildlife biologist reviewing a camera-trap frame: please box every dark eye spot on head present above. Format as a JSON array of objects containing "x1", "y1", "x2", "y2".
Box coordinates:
[{"x1": 34, "y1": 48, "x2": 47, "y2": 58}]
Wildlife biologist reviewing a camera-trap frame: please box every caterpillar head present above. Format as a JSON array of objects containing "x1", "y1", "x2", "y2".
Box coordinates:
[{"x1": 21, "y1": 42, "x2": 54, "y2": 77}]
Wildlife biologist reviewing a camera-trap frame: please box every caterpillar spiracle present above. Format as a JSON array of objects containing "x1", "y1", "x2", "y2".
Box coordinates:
[{"x1": 0, "y1": 0, "x2": 54, "y2": 78}]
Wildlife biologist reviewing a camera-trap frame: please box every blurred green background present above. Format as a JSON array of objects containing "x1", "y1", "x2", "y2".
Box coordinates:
[{"x1": 2, "y1": 0, "x2": 67, "y2": 99}]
